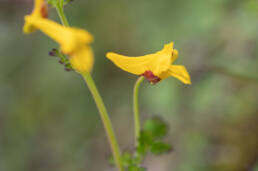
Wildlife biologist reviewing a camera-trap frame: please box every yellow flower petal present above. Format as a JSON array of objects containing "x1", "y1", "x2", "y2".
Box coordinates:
[
  {"x1": 106, "y1": 42, "x2": 175, "y2": 76},
  {"x1": 106, "y1": 52, "x2": 154, "y2": 75},
  {"x1": 159, "y1": 65, "x2": 191, "y2": 84},
  {"x1": 23, "y1": 0, "x2": 47, "y2": 33},
  {"x1": 33, "y1": 0, "x2": 48, "y2": 18},
  {"x1": 171, "y1": 49, "x2": 178, "y2": 63},
  {"x1": 24, "y1": 17, "x2": 93, "y2": 54},
  {"x1": 69, "y1": 46, "x2": 94, "y2": 73}
]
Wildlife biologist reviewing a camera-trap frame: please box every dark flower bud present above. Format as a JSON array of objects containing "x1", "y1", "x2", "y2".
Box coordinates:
[
  {"x1": 49, "y1": 48, "x2": 58, "y2": 57},
  {"x1": 64, "y1": 63, "x2": 73, "y2": 72},
  {"x1": 59, "y1": 60, "x2": 64, "y2": 64},
  {"x1": 48, "y1": 51, "x2": 55, "y2": 56},
  {"x1": 65, "y1": 67, "x2": 72, "y2": 72}
]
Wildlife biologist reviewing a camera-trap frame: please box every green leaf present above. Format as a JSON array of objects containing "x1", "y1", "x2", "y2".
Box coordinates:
[
  {"x1": 150, "y1": 141, "x2": 172, "y2": 155},
  {"x1": 136, "y1": 131, "x2": 152, "y2": 154},
  {"x1": 137, "y1": 117, "x2": 171, "y2": 156},
  {"x1": 121, "y1": 152, "x2": 134, "y2": 166},
  {"x1": 108, "y1": 155, "x2": 115, "y2": 166},
  {"x1": 120, "y1": 117, "x2": 172, "y2": 171},
  {"x1": 143, "y1": 117, "x2": 168, "y2": 139}
]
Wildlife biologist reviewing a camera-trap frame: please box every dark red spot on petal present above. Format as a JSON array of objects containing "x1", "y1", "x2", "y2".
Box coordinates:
[
  {"x1": 40, "y1": 3, "x2": 48, "y2": 18},
  {"x1": 141, "y1": 71, "x2": 161, "y2": 84}
]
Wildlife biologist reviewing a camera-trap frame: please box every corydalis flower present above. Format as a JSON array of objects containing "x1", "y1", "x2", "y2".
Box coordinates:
[
  {"x1": 23, "y1": 0, "x2": 94, "y2": 73},
  {"x1": 106, "y1": 42, "x2": 191, "y2": 84},
  {"x1": 23, "y1": 0, "x2": 48, "y2": 33}
]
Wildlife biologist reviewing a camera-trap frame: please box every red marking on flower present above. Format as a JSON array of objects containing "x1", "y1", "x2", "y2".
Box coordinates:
[
  {"x1": 141, "y1": 71, "x2": 161, "y2": 84},
  {"x1": 40, "y1": 2, "x2": 48, "y2": 18}
]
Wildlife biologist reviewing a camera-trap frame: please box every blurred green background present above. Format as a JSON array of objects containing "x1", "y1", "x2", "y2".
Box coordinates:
[{"x1": 1, "y1": 0, "x2": 258, "y2": 170}]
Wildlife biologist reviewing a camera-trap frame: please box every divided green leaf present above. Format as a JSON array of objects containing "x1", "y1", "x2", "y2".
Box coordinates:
[
  {"x1": 150, "y1": 141, "x2": 172, "y2": 155},
  {"x1": 143, "y1": 117, "x2": 168, "y2": 139},
  {"x1": 110, "y1": 117, "x2": 172, "y2": 170},
  {"x1": 137, "y1": 117, "x2": 172, "y2": 156}
]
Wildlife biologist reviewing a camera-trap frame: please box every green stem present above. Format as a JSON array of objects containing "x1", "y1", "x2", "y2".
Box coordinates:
[
  {"x1": 55, "y1": 2, "x2": 69, "y2": 27},
  {"x1": 54, "y1": 4, "x2": 124, "y2": 171},
  {"x1": 133, "y1": 76, "x2": 144, "y2": 146},
  {"x1": 82, "y1": 73, "x2": 124, "y2": 171}
]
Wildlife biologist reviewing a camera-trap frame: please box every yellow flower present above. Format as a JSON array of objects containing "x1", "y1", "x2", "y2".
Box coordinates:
[
  {"x1": 24, "y1": 17, "x2": 93, "y2": 54},
  {"x1": 23, "y1": 0, "x2": 48, "y2": 33},
  {"x1": 69, "y1": 46, "x2": 94, "y2": 73},
  {"x1": 106, "y1": 42, "x2": 191, "y2": 84},
  {"x1": 23, "y1": 0, "x2": 94, "y2": 73}
]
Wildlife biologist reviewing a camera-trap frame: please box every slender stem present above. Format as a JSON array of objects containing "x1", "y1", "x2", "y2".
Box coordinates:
[
  {"x1": 133, "y1": 76, "x2": 144, "y2": 146},
  {"x1": 54, "y1": 4, "x2": 124, "y2": 171},
  {"x1": 82, "y1": 73, "x2": 124, "y2": 171},
  {"x1": 55, "y1": 3, "x2": 69, "y2": 27}
]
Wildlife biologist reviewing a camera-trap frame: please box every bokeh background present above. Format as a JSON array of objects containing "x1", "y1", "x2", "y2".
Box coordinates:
[{"x1": 1, "y1": 0, "x2": 258, "y2": 170}]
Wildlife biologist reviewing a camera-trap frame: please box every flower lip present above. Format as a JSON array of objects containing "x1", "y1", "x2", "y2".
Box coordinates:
[{"x1": 141, "y1": 70, "x2": 161, "y2": 84}]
